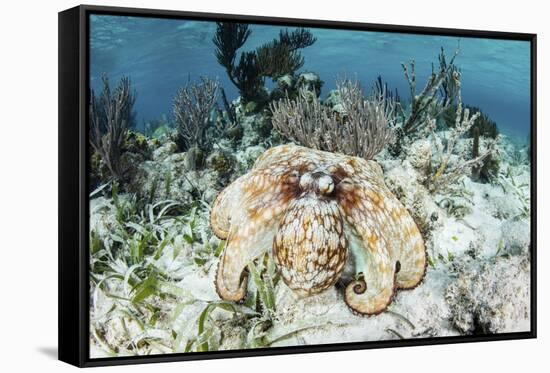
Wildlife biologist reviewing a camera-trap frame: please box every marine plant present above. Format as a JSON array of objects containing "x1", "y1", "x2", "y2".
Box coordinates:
[
  {"x1": 90, "y1": 75, "x2": 136, "y2": 181},
  {"x1": 496, "y1": 166, "x2": 530, "y2": 219},
  {"x1": 91, "y1": 181, "x2": 339, "y2": 354},
  {"x1": 270, "y1": 78, "x2": 396, "y2": 160},
  {"x1": 173, "y1": 77, "x2": 219, "y2": 169},
  {"x1": 89, "y1": 188, "x2": 192, "y2": 355},
  {"x1": 90, "y1": 178, "x2": 242, "y2": 355},
  {"x1": 213, "y1": 22, "x2": 316, "y2": 105}
]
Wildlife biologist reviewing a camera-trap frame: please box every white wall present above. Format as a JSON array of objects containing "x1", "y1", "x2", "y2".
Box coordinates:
[{"x1": 0, "y1": 0, "x2": 546, "y2": 371}]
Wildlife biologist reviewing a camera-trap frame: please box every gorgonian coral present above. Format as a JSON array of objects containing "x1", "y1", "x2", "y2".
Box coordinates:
[
  {"x1": 173, "y1": 77, "x2": 219, "y2": 168},
  {"x1": 213, "y1": 22, "x2": 316, "y2": 103},
  {"x1": 270, "y1": 78, "x2": 396, "y2": 160},
  {"x1": 90, "y1": 75, "x2": 136, "y2": 181}
]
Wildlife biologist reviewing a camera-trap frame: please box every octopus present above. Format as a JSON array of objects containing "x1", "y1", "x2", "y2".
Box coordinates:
[{"x1": 210, "y1": 144, "x2": 426, "y2": 315}]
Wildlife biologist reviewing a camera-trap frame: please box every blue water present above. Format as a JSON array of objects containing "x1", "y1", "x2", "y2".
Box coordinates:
[{"x1": 90, "y1": 15, "x2": 531, "y2": 139}]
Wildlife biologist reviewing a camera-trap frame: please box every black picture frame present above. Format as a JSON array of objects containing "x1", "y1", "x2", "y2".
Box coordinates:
[{"x1": 58, "y1": 4, "x2": 537, "y2": 368}]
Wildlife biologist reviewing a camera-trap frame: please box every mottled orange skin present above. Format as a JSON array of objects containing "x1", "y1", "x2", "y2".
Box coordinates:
[{"x1": 210, "y1": 144, "x2": 426, "y2": 315}]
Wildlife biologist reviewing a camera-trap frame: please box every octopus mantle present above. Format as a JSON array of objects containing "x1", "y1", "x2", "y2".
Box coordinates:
[{"x1": 210, "y1": 144, "x2": 426, "y2": 315}]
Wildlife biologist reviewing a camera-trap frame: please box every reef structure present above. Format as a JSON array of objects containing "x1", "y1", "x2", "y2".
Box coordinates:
[{"x1": 210, "y1": 144, "x2": 426, "y2": 315}]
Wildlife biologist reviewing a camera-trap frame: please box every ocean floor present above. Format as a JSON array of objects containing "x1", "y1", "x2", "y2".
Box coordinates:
[{"x1": 88, "y1": 103, "x2": 531, "y2": 357}]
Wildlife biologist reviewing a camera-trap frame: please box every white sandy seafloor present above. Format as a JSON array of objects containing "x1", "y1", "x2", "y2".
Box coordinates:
[{"x1": 89, "y1": 120, "x2": 531, "y2": 357}]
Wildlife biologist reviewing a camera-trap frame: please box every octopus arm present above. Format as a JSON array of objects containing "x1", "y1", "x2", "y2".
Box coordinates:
[
  {"x1": 342, "y1": 224, "x2": 396, "y2": 315},
  {"x1": 354, "y1": 160, "x2": 426, "y2": 289},
  {"x1": 210, "y1": 176, "x2": 245, "y2": 240},
  {"x1": 215, "y1": 212, "x2": 278, "y2": 302},
  {"x1": 392, "y1": 210, "x2": 426, "y2": 289},
  {"x1": 214, "y1": 169, "x2": 295, "y2": 302},
  {"x1": 337, "y1": 158, "x2": 425, "y2": 314}
]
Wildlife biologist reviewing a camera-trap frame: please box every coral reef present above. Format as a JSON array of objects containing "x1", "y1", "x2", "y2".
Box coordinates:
[
  {"x1": 210, "y1": 144, "x2": 426, "y2": 315},
  {"x1": 88, "y1": 30, "x2": 531, "y2": 356},
  {"x1": 270, "y1": 78, "x2": 396, "y2": 160}
]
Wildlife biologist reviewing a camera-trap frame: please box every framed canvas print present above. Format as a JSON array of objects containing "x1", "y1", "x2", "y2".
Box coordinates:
[{"x1": 58, "y1": 5, "x2": 537, "y2": 367}]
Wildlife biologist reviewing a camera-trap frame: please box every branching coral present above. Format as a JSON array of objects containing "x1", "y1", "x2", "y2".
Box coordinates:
[
  {"x1": 213, "y1": 22, "x2": 316, "y2": 104},
  {"x1": 90, "y1": 75, "x2": 136, "y2": 181},
  {"x1": 442, "y1": 104, "x2": 499, "y2": 139},
  {"x1": 270, "y1": 78, "x2": 395, "y2": 160},
  {"x1": 173, "y1": 77, "x2": 219, "y2": 168},
  {"x1": 400, "y1": 48, "x2": 461, "y2": 136},
  {"x1": 425, "y1": 94, "x2": 499, "y2": 192},
  {"x1": 468, "y1": 107, "x2": 499, "y2": 139}
]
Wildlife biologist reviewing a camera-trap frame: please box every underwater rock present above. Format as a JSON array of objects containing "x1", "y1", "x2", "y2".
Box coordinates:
[
  {"x1": 235, "y1": 145, "x2": 266, "y2": 174},
  {"x1": 184, "y1": 145, "x2": 205, "y2": 171},
  {"x1": 394, "y1": 269, "x2": 457, "y2": 338},
  {"x1": 271, "y1": 74, "x2": 296, "y2": 99},
  {"x1": 277, "y1": 74, "x2": 294, "y2": 90},
  {"x1": 152, "y1": 140, "x2": 178, "y2": 161},
  {"x1": 445, "y1": 254, "x2": 530, "y2": 334},
  {"x1": 126, "y1": 148, "x2": 221, "y2": 205},
  {"x1": 500, "y1": 219, "x2": 530, "y2": 256},
  {"x1": 239, "y1": 114, "x2": 271, "y2": 148},
  {"x1": 296, "y1": 72, "x2": 323, "y2": 97},
  {"x1": 124, "y1": 130, "x2": 152, "y2": 155},
  {"x1": 210, "y1": 144, "x2": 426, "y2": 315},
  {"x1": 381, "y1": 158, "x2": 440, "y2": 237},
  {"x1": 206, "y1": 149, "x2": 236, "y2": 180},
  {"x1": 270, "y1": 74, "x2": 299, "y2": 101},
  {"x1": 407, "y1": 139, "x2": 432, "y2": 172},
  {"x1": 89, "y1": 151, "x2": 109, "y2": 188},
  {"x1": 323, "y1": 89, "x2": 342, "y2": 108}
]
